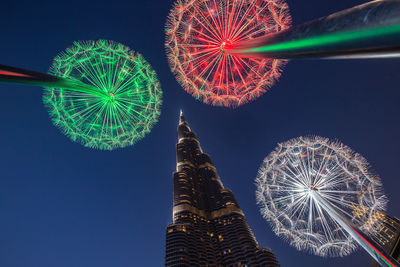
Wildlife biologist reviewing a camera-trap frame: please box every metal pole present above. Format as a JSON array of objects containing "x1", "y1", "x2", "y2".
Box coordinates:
[
  {"x1": 0, "y1": 64, "x2": 108, "y2": 98},
  {"x1": 309, "y1": 190, "x2": 400, "y2": 267},
  {"x1": 226, "y1": 0, "x2": 400, "y2": 59}
]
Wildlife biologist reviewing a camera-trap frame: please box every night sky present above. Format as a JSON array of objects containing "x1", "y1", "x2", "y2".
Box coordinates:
[{"x1": 0, "y1": 0, "x2": 399, "y2": 266}]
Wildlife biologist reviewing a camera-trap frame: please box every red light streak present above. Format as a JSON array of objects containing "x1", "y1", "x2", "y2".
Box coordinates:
[
  {"x1": 350, "y1": 225, "x2": 395, "y2": 267},
  {"x1": 0, "y1": 70, "x2": 31, "y2": 78}
]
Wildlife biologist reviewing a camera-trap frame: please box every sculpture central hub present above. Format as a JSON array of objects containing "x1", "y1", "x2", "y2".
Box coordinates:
[
  {"x1": 306, "y1": 184, "x2": 319, "y2": 195},
  {"x1": 108, "y1": 92, "x2": 115, "y2": 102},
  {"x1": 311, "y1": 185, "x2": 319, "y2": 191},
  {"x1": 220, "y1": 40, "x2": 232, "y2": 54},
  {"x1": 220, "y1": 41, "x2": 226, "y2": 53}
]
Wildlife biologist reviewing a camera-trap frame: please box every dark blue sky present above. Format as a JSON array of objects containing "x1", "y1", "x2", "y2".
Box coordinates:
[{"x1": 0, "y1": 0, "x2": 399, "y2": 266}]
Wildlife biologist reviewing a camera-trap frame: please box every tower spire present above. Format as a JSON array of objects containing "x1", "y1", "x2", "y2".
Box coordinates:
[{"x1": 179, "y1": 109, "x2": 186, "y2": 124}]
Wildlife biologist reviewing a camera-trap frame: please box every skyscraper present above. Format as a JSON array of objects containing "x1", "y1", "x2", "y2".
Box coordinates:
[
  {"x1": 351, "y1": 205, "x2": 400, "y2": 266},
  {"x1": 369, "y1": 214, "x2": 400, "y2": 267},
  {"x1": 165, "y1": 112, "x2": 279, "y2": 267}
]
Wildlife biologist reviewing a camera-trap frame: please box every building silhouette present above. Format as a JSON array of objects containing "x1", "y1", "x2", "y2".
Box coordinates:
[{"x1": 165, "y1": 112, "x2": 279, "y2": 267}]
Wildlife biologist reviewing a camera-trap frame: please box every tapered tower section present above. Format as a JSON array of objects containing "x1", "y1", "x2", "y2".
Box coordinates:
[{"x1": 165, "y1": 112, "x2": 279, "y2": 267}]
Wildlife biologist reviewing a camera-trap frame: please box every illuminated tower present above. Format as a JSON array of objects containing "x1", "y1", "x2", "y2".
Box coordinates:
[{"x1": 165, "y1": 112, "x2": 279, "y2": 267}]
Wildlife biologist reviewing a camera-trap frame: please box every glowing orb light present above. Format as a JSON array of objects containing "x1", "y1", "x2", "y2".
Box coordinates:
[
  {"x1": 165, "y1": 0, "x2": 292, "y2": 107},
  {"x1": 43, "y1": 40, "x2": 162, "y2": 150},
  {"x1": 256, "y1": 136, "x2": 387, "y2": 257}
]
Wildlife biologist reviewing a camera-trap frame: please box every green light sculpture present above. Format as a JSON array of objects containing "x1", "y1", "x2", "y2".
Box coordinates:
[
  {"x1": 1, "y1": 40, "x2": 162, "y2": 150},
  {"x1": 41, "y1": 40, "x2": 162, "y2": 150}
]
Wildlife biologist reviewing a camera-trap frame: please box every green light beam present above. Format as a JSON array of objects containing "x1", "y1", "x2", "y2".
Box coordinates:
[{"x1": 239, "y1": 24, "x2": 400, "y2": 55}]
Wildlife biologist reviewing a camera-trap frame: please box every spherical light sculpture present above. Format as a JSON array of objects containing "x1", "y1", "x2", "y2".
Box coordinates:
[
  {"x1": 165, "y1": 0, "x2": 292, "y2": 107},
  {"x1": 255, "y1": 136, "x2": 387, "y2": 257},
  {"x1": 43, "y1": 40, "x2": 162, "y2": 150}
]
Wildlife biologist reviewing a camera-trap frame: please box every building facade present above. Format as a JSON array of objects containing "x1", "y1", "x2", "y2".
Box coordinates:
[
  {"x1": 352, "y1": 205, "x2": 400, "y2": 266},
  {"x1": 369, "y1": 215, "x2": 400, "y2": 267},
  {"x1": 165, "y1": 112, "x2": 279, "y2": 267}
]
